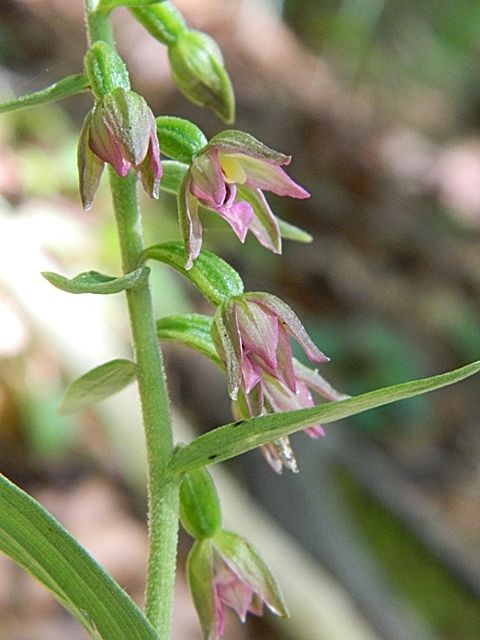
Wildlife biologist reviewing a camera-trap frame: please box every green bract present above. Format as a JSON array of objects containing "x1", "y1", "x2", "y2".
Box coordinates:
[
  {"x1": 0, "y1": 74, "x2": 90, "y2": 115},
  {"x1": 59, "y1": 359, "x2": 137, "y2": 415},
  {"x1": 84, "y1": 41, "x2": 130, "y2": 99},
  {"x1": 142, "y1": 241, "x2": 244, "y2": 306},
  {"x1": 159, "y1": 160, "x2": 189, "y2": 194},
  {"x1": 156, "y1": 314, "x2": 220, "y2": 365},
  {"x1": 179, "y1": 467, "x2": 222, "y2": 539},
  {"x1": 156, "y1": 116, "x2": 207, "y2": 164}
]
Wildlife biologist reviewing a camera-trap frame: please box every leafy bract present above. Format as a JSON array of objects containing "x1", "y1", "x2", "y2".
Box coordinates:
[
  {"x1": 59, "y1": 359, "x2": 137, "y2": 415},
  {"x1": 142, "y1": 241, "x2": 243, "y2": 305},
  {"x1": 42, "y1": 268, "x2": 149, "y2": 295},
  {"x1": 169, "y1": 361, "x2": 480, "y2": 474}
]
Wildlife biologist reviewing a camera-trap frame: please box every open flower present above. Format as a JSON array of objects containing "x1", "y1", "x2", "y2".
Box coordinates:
[
  {"x1": 213, "y1": 292, "x2": 348, "y2": 472},
  {"x1": 188, "y1": 531, "x2": 288, "y2": 640},
  {"x1": 179, "y1": 131, "x2": 309, "y2": 268},
  {"x1": 78, "y1": 87, "x2": 162, "y2": 210}
]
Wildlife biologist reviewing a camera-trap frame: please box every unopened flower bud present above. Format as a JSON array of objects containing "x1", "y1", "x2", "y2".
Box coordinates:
[
  {"x1": 84, "y1": 41, "x2": 130, "y2": 100},
  {"x1": 168, "y1": 30, "x2": 235, "y2": 123},
  {"x1": 180, "y1": 467, "x2": 222, "y2": 540}
]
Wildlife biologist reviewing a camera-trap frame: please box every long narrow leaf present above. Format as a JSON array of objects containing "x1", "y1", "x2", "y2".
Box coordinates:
[
  {"x1": 0, "y1": 473, "x2": 157, "y2": 639},
  {"x1": 169, "y1": 361, "x2": 480, "y2": 474},
  {"x1": 0, "y1": 74, "x2": 90, "y2": 114}
]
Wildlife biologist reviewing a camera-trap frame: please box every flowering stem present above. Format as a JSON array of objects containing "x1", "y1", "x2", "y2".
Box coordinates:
[{"x1": 85, "y1": 6, "x2": 179, "y2": 639}]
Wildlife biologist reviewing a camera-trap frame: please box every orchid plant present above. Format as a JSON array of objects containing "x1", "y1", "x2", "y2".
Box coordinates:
[{"x1": 0, "y1": 2, "x2": 478, "y2": 640}]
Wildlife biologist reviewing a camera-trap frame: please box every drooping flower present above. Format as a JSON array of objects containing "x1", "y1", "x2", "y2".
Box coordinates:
[
  {"x1": 178, "y1": 131, "x2": 309, "y2": 268},
  {"x1": 78, "y1": 87, "x2": 162, "y2": 210},
  {"x1": 213, "y1": 292, "x2": 348, "y2": 472},
  {"x1": 188, "y1": 531, "x2": 288, "y2": 640}
]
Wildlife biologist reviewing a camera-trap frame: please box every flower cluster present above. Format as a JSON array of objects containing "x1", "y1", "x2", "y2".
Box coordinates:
[
  {"x1": 213, "y1": 293, "x2": 348, "y2": 472},
  {"x1": 179, "y1": 131, "x2": 309, "y2": 268}
]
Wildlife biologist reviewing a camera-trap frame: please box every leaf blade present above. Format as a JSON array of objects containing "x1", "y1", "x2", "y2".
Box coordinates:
[
  {"x1": 156, "y1": 313, "x2": 220, "y2": 365},
  {"x1": 42, "y1": 267, "x2": 149, "y2": 295},
  {"x1": 169, "y1": 361, "x2": 480, "y2": 474},
  {"x1": 59, "y1": 359, "x2": 137, "y2": 415},
  {"x1": 0, "y1": 473, "x2": 158, "y2": 639},
  {"x1": 0, "y1": 74, "x2": 90, "y2": 114}
]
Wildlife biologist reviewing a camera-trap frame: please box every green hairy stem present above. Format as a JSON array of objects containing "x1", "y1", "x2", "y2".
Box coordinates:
[{"x1": 85, "y1": 6, "x2": 179, "y2": 638}]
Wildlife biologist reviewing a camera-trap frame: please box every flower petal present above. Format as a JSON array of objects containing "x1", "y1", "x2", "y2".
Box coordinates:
[
  {"x1": 190, "y1": 149, "x2": 226, "y2": 207},
  {"x1": 89, "y1": 102, "x2": 130, "y2": 176},
  {"x1": 231, "y1": 154, "x2": 309, "y2": 198},
  {"x1": 215, "y1": 198, "x2": 254, "y2": 243}
]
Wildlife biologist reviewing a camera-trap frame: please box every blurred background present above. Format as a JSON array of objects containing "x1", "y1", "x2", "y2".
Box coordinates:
[{"x1": 1, "y1": 0, "x2": 480, "y2": 638}]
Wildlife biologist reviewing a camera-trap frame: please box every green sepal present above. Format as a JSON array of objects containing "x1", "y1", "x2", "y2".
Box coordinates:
[
  {"x1": 168, "y1": 30, "x2": 235, "y2": 123},
  {"x1": 169, "y1": 360, "x2": 480, "y2": 474},
  {"x1": 187, "y1": 540, "x2": 216, "y2": 639},
  {"x1": 142, "y1": 241, "x2": 243, "y2": 306},
  {"x1": 42, "y1": 267, "x2": 149, "y2": 295},
  {"x1": 130, "y1": 2, "x2": 187, "y2": 46},
  {"x1": 180, "y1": 467, "x2": 222, "y2": 539},
  {"x1": 214, "y1": 530, "x2": 289, "y2": 617},
  {"x1": 156, "y1": 116, "x2": 207, "y2": 163},
  {"x1": 84, "y1": 42, "x2": 130, "y2": 100},
  {"x1": 156, "y1": 314, "x2": 220, "y2": 366},
  {"x1": 277, "y1": 217, "x2": 313, "y2": 243},
  {"x1": 0, "y1": 473, "x2": 158, "y2": 640},
  {"x1": 0, "y1": 73, "x2": 89, "y2": 115},
  {"x1": 160, "y1": 160, "x2": 189, "y2": 195},
  {"x1": 59, "y1": 359, "x2": 137, "y2": 415}
]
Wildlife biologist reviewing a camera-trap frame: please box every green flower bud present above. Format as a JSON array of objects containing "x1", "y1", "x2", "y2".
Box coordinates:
[
  {"x1": 168, "y1": 30, "x2": 235, "y2": 123},
  {"x1": 84, "y1": 41, "x2": 130, "y2": 100},
  {"x1": 179, "y1": 467, "x2": 222, "y2": 539},
  {"x1": 130, "y1": 1, "x2": 187, "y2": 46}
]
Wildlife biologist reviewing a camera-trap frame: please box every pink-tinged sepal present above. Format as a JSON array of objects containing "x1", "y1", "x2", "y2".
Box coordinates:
[
  {"x1": 139, "y1": 128, "x2": 162, "y2": 199},
  {"x1": 77, "y1": 113, "x2": 105, "y2": 211},
  {"x1": 233, "y1": 154, "x2": 309, "y2": 199},
  {"x1": 260, "y1": 438, "x2": 298, "y2": 474},
  {"x1": 236, "y1": 186, "x2": 281, "y2": 254},
  {"x1": 212, "y1": 301, "x2": 243, "y2": 400},
  {"x1": 208, "y1": 130, "x2": 290, "y2": 164},
  {"x1": 178, "y1": 174, "x2": 203, "y2": 270},
  {"x1": 244, "y1": 292, "x2": 329, "y2": 364},
  {"x1": 293, "y1": 359, "x2": 350, "y2": 402},
  {"x1": 187, "y1": 531, "x2": 288, "y2": 640}
]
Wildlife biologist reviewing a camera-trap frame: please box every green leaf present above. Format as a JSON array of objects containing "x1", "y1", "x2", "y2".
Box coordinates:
[
  {"x1": 0, "y1": 473, "x2": 157, "y2": 639},
  {"x1": 156, "y1": 314, "x2": 220, "y2": 365},
  {"x1": 168, "y1": 360, "x2": 480, "y2": 474},
  {"x1": 42, "y1": 267, "x2": 149, "y2": 295},
  {"x1": 0, "y1": 74, "x2": 90, "y2": 115},
  {"x1": 59, "y1": 359, "x2": 137, "y2": 415},
  {"x1": 160, "y1": 160, "x2": 189, "y2": 195},
  {"x1": 156, "y1": 116, "x2": 207, "y2": 164},
  {"x1": 142, "y1": 241, "x2": 243, "y2": 305},
  {"x1": 277, "y1": 217, "x2": 313, "y2": 243}
]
